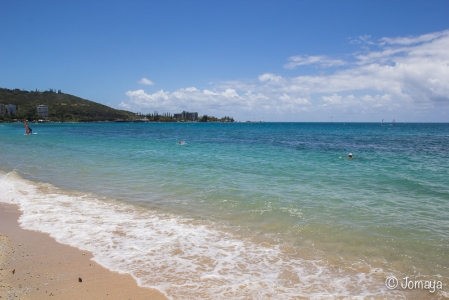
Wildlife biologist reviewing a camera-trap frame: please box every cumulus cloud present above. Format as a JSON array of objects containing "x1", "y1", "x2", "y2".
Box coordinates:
[
  {"x1": 258, "y1": 73, "x2": 284, "y2": 83},
  {"x1": 138, "y1": 78, "x2": 154, "y2": 85},
  {"x1": 279, "y1": 94, "x2": 309, "y2": 105},
  {"x1": 203, "y1": 89, "x2": 219, "y2": 96},
  {"x1": 118, "y1": 102, "x2": 130, "y2": 109},
  {"x1": 222, "y1": 88, "x2": 239, "y2": 98},
  {"x1": 122, "y1": 29, "x2": 449, "y2": 121}
]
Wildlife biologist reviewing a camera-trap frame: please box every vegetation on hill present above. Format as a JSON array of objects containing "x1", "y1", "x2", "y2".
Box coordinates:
[
  {"x1": 0, "y1": 88, "x2": 136, "y2": 122},
  {"x1": 199, "y1": 115, "x2": 234, "y2": 122}
]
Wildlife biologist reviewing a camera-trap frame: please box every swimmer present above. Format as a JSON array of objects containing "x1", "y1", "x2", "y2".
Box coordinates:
[
  {"x1": 179, "y1": 141, "x2": 184, "y2": 145},
  {"x1": 348, "y1": 153, "x2": 353, "y2": 159}
]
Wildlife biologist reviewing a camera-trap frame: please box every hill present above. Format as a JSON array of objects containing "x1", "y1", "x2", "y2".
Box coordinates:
[{"x1": 0, "y1": 88, "x2": 136, "y2": 122}]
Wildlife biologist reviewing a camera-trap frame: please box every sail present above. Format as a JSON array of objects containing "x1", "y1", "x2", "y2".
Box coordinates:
[{"x1": 24, "y1": 120, "x2": 30, "y2": 135}]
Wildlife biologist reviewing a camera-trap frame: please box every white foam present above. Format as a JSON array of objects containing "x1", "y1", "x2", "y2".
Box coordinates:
[{"x1": 0, "y1": 171, "x2": 404, "y2": 299}]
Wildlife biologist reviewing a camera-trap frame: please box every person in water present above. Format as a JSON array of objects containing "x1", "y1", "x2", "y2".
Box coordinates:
[
  {"x1": 348, "y1": 153, "x2": 353, "y2": 159},
  {"x1": 28, "y1": 127, "x2": 32, "y2": 134}
]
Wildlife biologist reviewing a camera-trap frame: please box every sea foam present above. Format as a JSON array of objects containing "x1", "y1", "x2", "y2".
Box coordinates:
[{"x1": 0, "y1": 171, "x2": 403, "y2": 299}]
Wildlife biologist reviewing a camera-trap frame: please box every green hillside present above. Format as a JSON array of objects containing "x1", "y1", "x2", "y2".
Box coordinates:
[{"x1": 0, "y1": 88, "x2": 136, "y2": 122}]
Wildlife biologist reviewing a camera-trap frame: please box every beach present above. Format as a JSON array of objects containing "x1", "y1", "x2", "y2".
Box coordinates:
[{"x1": 0, "y1": 202, "x2": 167, "y2": 300}]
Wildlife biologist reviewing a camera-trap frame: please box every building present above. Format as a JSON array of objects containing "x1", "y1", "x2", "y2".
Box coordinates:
[
  {"x1": 174, "y1": 111, "x2": 198, "y2": 121},
  {"x1": 0, "y1": 104, "x2": 5, "y2": 116},
  {"x1": 6, "y1": 104, "x2": 16, "y2": 115},
  {"x1": 37, "y1": 105, "x2": 49, "y2": 117},
  {"x1": 183, "y1": 111, "x2": 198, "y2": 121}
]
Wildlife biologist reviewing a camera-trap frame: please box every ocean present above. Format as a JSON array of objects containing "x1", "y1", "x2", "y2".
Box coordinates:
[{"x1": 1, "y1": 122, "x2": 448, "y2": 299}]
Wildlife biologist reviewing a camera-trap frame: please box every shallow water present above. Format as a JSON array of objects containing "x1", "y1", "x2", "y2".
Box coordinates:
[{"x1": 1, "y1": 122, "x2": 448, "y2": 298}]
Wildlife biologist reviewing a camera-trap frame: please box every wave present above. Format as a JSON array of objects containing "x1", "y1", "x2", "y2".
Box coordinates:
[{"x1": 0, "y1": 171, "x2": 404, "y2": 299}]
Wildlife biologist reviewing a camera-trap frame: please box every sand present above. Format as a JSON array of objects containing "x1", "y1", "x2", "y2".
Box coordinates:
[{"x1": 0, "y1": 202, "x2": 168, "y2": 300}]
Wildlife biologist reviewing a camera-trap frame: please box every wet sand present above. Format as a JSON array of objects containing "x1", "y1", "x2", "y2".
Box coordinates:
[{"x1": 0, "y1": 202, "x2": 168, "y2": 300}]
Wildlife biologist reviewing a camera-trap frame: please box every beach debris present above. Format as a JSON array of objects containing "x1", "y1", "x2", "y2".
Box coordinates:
[
  {"x1": 12, "y1": 269, "x2": 15, "y2": 274},
  {"x1": 78, "y1": 277, "x2": 82, "y2": 282}
]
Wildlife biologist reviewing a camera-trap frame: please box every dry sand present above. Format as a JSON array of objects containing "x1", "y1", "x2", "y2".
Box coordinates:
[{"x1": 0, "y1": 202, "x2": 168, "y2": 300}]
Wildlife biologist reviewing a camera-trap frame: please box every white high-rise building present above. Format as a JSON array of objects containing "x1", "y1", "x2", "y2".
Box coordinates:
[
  {"x1": 6, "y1": 104, "x2": 16, "y2": 115},
  {"x1": 37, "y1": 105, "x2": 48, "y2": 117}
]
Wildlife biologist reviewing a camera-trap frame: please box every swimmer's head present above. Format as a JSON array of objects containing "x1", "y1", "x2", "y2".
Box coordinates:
[{"x1": 348, "y1": 153, "x2": 353, "y2": 158}]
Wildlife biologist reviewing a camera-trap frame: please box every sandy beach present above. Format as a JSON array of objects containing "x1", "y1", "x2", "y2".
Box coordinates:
[{"x1": 0, "y1": 202, "x2": 167, "y2": 300}]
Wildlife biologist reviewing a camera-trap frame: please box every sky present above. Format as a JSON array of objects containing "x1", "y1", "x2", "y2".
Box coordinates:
[{"x1": 1, "y1": 0, "x2": 449, "y2": 122}]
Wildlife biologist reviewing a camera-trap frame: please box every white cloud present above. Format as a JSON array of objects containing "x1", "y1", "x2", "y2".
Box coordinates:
[
  {"x1": 284, "y1": 55, "x2": 346, "y2": 69},
  {"x1": 279, "y1": 94, "x2": 309, "y2": 104},
  {"x1": 258, "y1": 73, "x2": 283, "y2": 83},
  {"x1": 203, "y1": 89, "x2": 219, "y2": 96},
  {"x1": 122, "y1": 29, "x2": 449, "y2": 121},
  {"x1": 322, "y1": 94, "x2": 344, "y2": 105},
  {"x1": 119, "y1": 102, "x2": 130, "y2": 109},
  {"x1": 222, "y1": 89, "x2": 239, "y2": 98},
  {"x1": 379, "y1": 30, "x2": 448, "y2": 46},
  {"x1": 349, "y1": 35, "x2": 374, "y2": 45},
  {"x1": 125, "y1": 89, "x2": 171, "y2": 108},
  {"x1": 138, "y1": 78, "x2": 154, "y2": 85}
]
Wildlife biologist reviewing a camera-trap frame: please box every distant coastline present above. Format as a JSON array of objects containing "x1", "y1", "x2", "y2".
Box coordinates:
[{"x1": 0, "y1": 87, "x2": 234, "y2": 123}]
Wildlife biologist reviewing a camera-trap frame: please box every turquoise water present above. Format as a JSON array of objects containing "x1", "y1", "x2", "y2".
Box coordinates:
[{"x1": 1, "y1": 122, "x2": 448, "y2": 298}]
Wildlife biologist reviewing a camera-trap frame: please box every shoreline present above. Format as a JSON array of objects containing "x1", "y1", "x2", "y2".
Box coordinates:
[{"x1": 0, "y1": 202, "x2": 168, "y2": 300}]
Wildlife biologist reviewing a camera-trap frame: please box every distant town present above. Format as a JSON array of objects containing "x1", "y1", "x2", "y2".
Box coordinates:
[{"x1": 131, "y1": 111, "x2": 234, "y2": 123}]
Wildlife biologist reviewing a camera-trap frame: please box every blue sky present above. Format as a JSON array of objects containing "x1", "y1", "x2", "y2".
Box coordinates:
[{"x1": 1, "y1": 0, "x2": 449, "y2": 122}]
